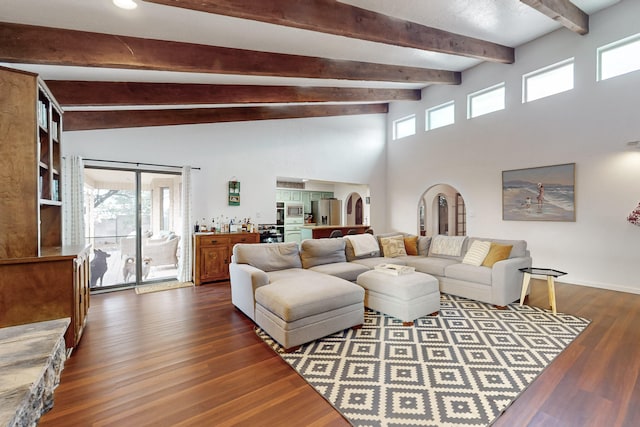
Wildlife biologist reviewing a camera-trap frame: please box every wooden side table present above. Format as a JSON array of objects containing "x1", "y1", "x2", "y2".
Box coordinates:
[{"x1": 519, "y1": 267, "x2": 567, "y2": 315}]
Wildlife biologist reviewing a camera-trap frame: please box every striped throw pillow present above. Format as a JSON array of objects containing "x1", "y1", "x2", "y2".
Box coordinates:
[{"x1": 462, "y1": 240, "x2": 491, "y2": 266}]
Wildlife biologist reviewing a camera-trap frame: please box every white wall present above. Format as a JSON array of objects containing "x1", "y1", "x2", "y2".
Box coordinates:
[
  {"x1": 386, "y1": 0, "x2": 640, "y2": 294},
  {"x1": 334, "y1": 182, "x2": 371, "y2": 226},
  {"x1": 63, "y1": 113, "x2": 388, "y2": 232}
]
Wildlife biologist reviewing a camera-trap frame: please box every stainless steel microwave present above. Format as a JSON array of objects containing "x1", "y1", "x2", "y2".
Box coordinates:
[{"x1": 286, "y1": 203, "x2": 304, "y2": 217}]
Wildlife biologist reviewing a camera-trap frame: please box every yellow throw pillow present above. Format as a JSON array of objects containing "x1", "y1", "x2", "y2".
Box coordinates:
[
  {"x1": 482, "y1": 243, "x2": 513, "y2": 267},
  {"x1": 380, "y1": 235, "x2": 407, "y2": 258},
  {"x1": 404, "y1": 235, "x2": 419, "y2": 256}
]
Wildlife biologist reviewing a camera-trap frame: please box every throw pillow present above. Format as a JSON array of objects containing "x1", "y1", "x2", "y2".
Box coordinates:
[
  {"x1": 462, "y1": 240, "x2": 491, "y2": 266},
  {"x1": 344, "y1": 238, "x2": 380, "y2": 261},
  {"x1": 417, "y1": 236, "x2": 431, "y2": 256},
  {"x1": 380, "y1": 235, "x2": 407, "y2": 258},
  {"x1": 482, "y1": 243, "x2": 513, "y2": 267},
  {"x1": 429, "y1": 235, "x2": 467, "y2": 256},
  {"x1": 404, "y1": 235, "x2": 419, "y2": 256}
]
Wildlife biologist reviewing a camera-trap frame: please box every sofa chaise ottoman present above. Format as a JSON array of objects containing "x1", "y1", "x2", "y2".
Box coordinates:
[
  {"x1": 255, "y1": 269, "x2": 364, "y2": 350},
  {"x1": 230, "y1": 242, "x2": 365, "y2": 351},
  {"x1": 357, "y1": 269, "x2": 440, "y2": 325}
]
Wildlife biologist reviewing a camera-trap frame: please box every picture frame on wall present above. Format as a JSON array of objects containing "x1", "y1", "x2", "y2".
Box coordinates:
[
  {"x1": 502, "y1": 163, "x2": 575, "y2": 221},
  {"x1": 228, "y1": 181, "x2": 240, "y2": 206}
]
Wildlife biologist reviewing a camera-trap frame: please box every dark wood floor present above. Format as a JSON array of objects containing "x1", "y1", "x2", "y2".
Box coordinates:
[{"x1": 39, "y1": 279, "x2": 640, "y2": 427}]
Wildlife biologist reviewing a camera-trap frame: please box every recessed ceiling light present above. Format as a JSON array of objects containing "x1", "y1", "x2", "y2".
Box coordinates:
[{"x1": 113, "y1": 0, "x2": 138, "y2": 10}]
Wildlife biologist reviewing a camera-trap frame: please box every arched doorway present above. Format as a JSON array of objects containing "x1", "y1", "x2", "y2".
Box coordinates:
[
  {"x1": 418, "y1": 184, "x2": 466, "y2": 236},
  {"x1": 346, "y1": 192, "x2": 364, "y2": 225}
]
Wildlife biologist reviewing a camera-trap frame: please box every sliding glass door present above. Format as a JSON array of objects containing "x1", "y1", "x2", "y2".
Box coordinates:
[{"x1": 84, "y1": 167, "x2": 182, "y2": 290}]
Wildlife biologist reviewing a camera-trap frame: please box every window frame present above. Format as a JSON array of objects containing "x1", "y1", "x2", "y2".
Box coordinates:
[
  {"x1": 392, "y1": 114, "x2": 417, "y2": 140},
  {"x1": 597, "y1": 32, "x2": 640, "y2": 82},
  {"x1": 425, "y1": 101, "x2": 455, "y2": 131},
  {"x1": 522, "y1": 58, "x2": 575, "y2": 103},
  {"x1": 467, "y1": 82, "x2": 505, "y2": 119}
]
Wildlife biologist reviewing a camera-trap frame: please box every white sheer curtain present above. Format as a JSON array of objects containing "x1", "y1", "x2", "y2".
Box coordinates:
[
  {"x1": 62, "y1": 155, "x2": 86, "y2": 246},
  {"x1": 177, "y1": 166, "x2": 193, "y2": 282}
]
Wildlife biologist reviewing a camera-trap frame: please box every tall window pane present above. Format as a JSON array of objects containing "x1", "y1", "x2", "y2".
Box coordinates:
[
  {"x1": 160, "y1": 187, "x2": 170, "y2": 230},
  {"x1": 84, "y1": 168, "x2": 182, "y2": 289}
]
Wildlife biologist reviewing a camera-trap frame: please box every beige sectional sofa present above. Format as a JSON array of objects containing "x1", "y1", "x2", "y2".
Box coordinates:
[
  {"x1": 230, "y1": 233, "x2": 532, "y2": 349},
  {"x1": 230, "y1": 240, "x2": 365, "y2": 351},
  {"x1": 388, "y1": 235, "x2": 532, "y2": 307},
  {"x1": 342, "y1": 232, "x2": 532, "y2": 307}
]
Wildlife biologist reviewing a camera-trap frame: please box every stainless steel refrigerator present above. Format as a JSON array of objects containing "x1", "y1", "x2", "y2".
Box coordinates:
[{"x1": 312, "y1": 199, "x2": 342, "y2": 225}]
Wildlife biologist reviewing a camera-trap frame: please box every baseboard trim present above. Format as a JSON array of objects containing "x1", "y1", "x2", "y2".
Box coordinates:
[{"x1": 559, "y1": 279, "x2": 640, "y2": 295}]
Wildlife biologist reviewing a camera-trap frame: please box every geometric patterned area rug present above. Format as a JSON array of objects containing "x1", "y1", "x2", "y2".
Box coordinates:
[
  {"x1": 256, "y1": 293, "x2": 590, "y2": 426},
  {"x1": 135, "y1": 281, "x2": 194, "y2": 295}
]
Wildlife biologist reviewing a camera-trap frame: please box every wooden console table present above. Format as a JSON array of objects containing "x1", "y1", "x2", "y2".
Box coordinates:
[
  {"x1": 193, "y1": 232, "x2": 260, "y2": 285},
  {"x1": 0, "y1": 318, "x2": 69, "y2": 427}
]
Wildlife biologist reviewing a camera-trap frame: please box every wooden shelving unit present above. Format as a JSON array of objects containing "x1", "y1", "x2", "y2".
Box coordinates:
[
  {"x1": 37, "y1": 79, "x2": 63, "y2": 252},
  {"x1": 0, "y1": 66, "x2": 89, "y2": 350}
]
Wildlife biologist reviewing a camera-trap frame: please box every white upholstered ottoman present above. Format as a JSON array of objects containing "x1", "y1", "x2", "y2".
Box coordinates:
[{"x1": 356, "y1": 270, "x2": 440, "y2": 325}]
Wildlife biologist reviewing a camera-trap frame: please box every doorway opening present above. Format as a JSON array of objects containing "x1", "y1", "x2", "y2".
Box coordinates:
[
  {"x1": 346, "y1": 192, "x2": 364, "y2": 226},
  {"x1": 418, "y1": 184, "x2": 466, "y2": 237},
  {"x1": 84, "y1": 167, "x2": 183, "y2": 291}
]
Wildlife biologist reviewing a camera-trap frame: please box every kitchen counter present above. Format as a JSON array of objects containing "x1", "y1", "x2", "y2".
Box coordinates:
[{"x1": 300, "y1": 225, "x2": 369, "y2": 239}]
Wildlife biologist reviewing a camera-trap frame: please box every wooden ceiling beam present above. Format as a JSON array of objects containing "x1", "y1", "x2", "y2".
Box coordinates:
[
  {"x1": 143, "y1": 0, "x2": 514, "y2": 64},
  {"x1": 520, "y1": 0, "x2": 589, "y2": 35},
  {"x1": 64, "y1": 103, "x2": 389, "y2": 131},
  {"x1": 0, "y1": 22, "x2": 460, "y2": 85},
  {"x1": 45, "y1": 81, "x2": 421, "y2": 106}
]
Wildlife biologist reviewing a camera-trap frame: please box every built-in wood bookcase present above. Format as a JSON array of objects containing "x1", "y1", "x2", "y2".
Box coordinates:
[
  {"x1": 0, "y1": 66, "x2": 89, "y2": 351},
  {"x1": 0, "y1": 66, "x2": 62, "y2": 258},
  {"x1": 38, "y1": 81, "x2": 63, "y2": 251}
]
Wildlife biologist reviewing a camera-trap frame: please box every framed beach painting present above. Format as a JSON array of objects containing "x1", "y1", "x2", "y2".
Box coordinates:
[{"x1": 502, "y1": 163, "x2": 575, "y2": 221}]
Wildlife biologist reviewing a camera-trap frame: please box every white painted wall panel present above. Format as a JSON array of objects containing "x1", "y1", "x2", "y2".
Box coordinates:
[
  {"x1": 386, "y1": 1, "x2": 640, "y2": 293},
  {"x1": 63, "y1": 114, "x2": 387, "y2": 233}
]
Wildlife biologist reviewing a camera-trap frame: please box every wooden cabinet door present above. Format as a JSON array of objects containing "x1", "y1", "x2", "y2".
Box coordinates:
[
  {"x1": 229, "y1": 233, "x2": 259, "y2": 263},
  {"x1": 194, "y1": 233, "x2": 259, "y2": 285},
  {"x1": 200, "y1": 245, "x2": 229, "y2": 282},
  {"x1": 73, "y1": 249, "x2": 90, "y2": 345},
  {"x1": 278, "y1": 190, "x2": 291, "y2": 201}
]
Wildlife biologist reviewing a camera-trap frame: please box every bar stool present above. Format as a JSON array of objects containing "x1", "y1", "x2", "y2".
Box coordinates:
[{"x1": 329, "y1": 230, "x2": 343, "y2": 238}]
